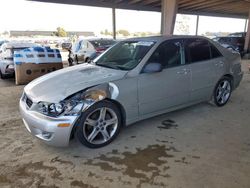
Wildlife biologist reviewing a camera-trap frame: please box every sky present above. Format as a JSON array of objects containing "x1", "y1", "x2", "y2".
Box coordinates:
[{"x1": 0, "y1": 0, "x2": 247, "y2": 35}]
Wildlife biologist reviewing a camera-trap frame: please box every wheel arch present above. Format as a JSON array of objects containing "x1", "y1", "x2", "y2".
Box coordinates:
[
  {"x1": 105, "y1": 98, "x2": 126, "y2": 127},
  {"x1": 85, "y1": 57, "x2": 90, "y2": 62},
  {"x1": 70, "y1": 98, "x2": 127, "y2": 141},
  {"x1": 223, "y1": 74, "x2": 234, "y2": 89}
]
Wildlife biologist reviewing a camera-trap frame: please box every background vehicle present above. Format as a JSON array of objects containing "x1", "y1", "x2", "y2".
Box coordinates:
[
  {"x1": 0, "y1": 42, "x2": 39, "y2": 79},
  {"x1": 0, "y1": 40, "x2": 8, "y2": 47},
  {"x1": 213, "y1": 35, "x2": 245, "y2": 57},
  {"x1": 70, "y1": 38, "x2": 117, "y2": 64},
  {"x1": 20, "y1": 36, "x2": 243, "y2": 148},
  {"x1": 228, "y1": 32, "x2": 246, "y2": 37},
  {"x1": 61, "y1": 41, "x2": 72, "y2": 50}
]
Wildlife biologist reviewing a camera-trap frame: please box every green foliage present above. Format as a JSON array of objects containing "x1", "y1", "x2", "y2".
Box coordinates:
[
  {"x1": 175, "y1": 15, "x2": 190, "y2": 35},
  {"x1": 100, "y1": 29, "x2": 159, "y2": 37},
  {"x1": 55, "y1": 27, "x2": 67, "y2": 37},
  {"x1": 100, "y1": 29, "x2": 113, "y2": 36},
  {"x1": 117, "y1": 29, "x2": 130, "y2": 36}
]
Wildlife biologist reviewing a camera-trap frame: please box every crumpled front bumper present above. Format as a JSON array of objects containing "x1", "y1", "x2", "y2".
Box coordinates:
[{"x1": 19, "y1": 99, "x2": 80, "y2": 147}]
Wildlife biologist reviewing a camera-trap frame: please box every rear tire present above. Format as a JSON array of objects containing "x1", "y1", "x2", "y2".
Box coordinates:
[
  {"x1": 76, "y1": 100, "x2": 122, "y2": 148},
  {"x1": 75, "y1": 55, "x2": 79, "y2": 64},
  {"x1": 85, "y1": 57, "x2": 90, "y2": 63},
  {"x1": 213, "y1": 77, "x2": 232, "y2": 107},
  {"x1": 0, "y1": 70, "x2": 6, "y2": 79}
]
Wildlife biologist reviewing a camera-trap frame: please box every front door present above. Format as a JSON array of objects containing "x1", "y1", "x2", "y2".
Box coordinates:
[{"x1": 138, "y1": 39, "x2": 191, "y2": 115}]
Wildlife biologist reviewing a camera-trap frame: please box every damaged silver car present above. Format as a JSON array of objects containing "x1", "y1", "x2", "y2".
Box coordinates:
[{"x1": 20, "y1": 36, "x2": 243, "y2": 148}]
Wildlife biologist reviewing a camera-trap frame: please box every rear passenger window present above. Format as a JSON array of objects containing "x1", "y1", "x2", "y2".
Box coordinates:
[
  {"x1": 210, "y1": 44, "x2": 222, "y2": 58},
  {"x1": 185, "y1": 39, "x2": 211, "y2": 63}
]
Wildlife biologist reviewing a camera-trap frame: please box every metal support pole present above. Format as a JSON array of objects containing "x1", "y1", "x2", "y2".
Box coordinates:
[
  {"x1": 112, "y1": 7, "x2": 116, "y2": 40},
  {"x1": 244, "y1": 19, "x2": 248, "y2": 32},
  {"x1": 195, "y1": 15, "x2": 199, "y2": 35},
  {"x1": 244, "y1": 10, "x2": 250, "y2": 53},
  {"x1": 161, "y1": 0, "x2": 178, "y2": 35}
]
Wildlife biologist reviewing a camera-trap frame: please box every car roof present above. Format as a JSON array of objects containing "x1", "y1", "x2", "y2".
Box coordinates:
[
  {"x1": 214, "y1": 36, "x2": 244, "y2": 39},
  {"x1": 87, "y1": 38, "x2": 115, "y2": 41},
  {"x1": 3, "y1": 42, "x2": 39, "y2": 48},
  {"x1": 123, "y1": 35, "x2": 213, "y2": 42}
]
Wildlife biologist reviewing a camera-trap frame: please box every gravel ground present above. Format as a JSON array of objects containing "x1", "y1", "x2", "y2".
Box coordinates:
[{"x1": 0, "y1": 61, "x2": 250, "y2": 188}]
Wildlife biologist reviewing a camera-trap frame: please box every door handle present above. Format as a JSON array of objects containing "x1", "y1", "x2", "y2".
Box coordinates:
[
  {"x1": 177, "y1": 70, "x2": 185, "y2": 74},
  {"x1": 215, "y1": 61, "x2": 224, "y2": 67},
  {"x1": 177, "y1": 68, "x2": 190, "y2": 75},
  {"x1": 219, "y1": 61, "x2": 224, "y2": 67}
]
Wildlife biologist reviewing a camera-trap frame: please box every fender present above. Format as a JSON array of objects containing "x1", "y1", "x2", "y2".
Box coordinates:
[{"x1": 81, "y1": 82, "x2": 119, "y2": 112}]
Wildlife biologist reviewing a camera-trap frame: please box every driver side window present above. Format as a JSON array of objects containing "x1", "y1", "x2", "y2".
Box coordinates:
[{"x1": 148, "y1": 40, "x2": 182, "y2": 69}]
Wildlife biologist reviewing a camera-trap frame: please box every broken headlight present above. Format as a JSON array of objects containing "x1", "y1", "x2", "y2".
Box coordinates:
[
  {"x1": 38, "y1": 102, "x2": 64, "y2": 117},
  {"x1": 36, "y1": 87, "x2": 109, "y2": 117},
  {"x1": 37, "y1": 92, "x2": 84, "y2": 117}
]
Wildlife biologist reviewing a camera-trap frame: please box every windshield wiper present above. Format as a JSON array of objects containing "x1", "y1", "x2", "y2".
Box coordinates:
[
  {"x1": 96, "y1": 63, "x2": 121, "y2": 70},
  {"x1": 114, "y1": 65, "x2": 130, "y2": 70}
]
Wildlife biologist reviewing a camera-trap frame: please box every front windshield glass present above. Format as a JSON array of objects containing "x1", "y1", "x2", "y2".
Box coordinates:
[
  {"x1": 95, "y1": 40, "x2": 156, "y2": 70},
  {"x1": 72, "y1": 40, "x2": 82, "y2": 53}
]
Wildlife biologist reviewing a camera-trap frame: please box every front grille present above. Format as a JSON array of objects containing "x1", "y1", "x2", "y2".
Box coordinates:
[{"x1": 26, "y1": 97, "x2": 33, "y2": 108}]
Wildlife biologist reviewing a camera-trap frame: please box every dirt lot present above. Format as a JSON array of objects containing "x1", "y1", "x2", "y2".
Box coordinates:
[{"x1": 0, "y1": 61, "x2": 250, "y2": 188}]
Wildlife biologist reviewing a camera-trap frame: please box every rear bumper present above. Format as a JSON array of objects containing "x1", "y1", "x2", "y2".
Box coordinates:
[{"x1": 19, "y1": 99, "x2": 79, "y2": 147}]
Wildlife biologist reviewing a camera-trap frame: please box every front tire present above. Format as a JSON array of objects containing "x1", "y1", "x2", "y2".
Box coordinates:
[
  {"x1": 76, "y1": 100, "x2": 122, "y2": 148},
  {"x1": 213, "y1": 77, "x2": 232, "y2": 107}
]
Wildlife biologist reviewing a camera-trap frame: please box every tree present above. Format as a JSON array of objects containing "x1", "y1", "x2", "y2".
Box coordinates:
[
  {"x1": 55, "y1": 27, "x2": 67, "y2": 37},
  {"x1": 2, "y1": 31, "x2": 9, "y2": 35},
  {"x1": 100, "y1": 29, "x2": 112, "y2": 36},
  {"x1": 117, "y1": 29, "x2": 130, "y2": 37},
  {"x1": 174, "y1": 15, "x2": 190, "y2": 35}
]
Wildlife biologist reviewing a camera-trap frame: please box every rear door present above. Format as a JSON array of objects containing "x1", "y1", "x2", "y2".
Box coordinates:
[
  {"x1": 184, "y1": 38, "x2": 220, "y2": 102},
  {"x1": 210, "y1": 42, "x2": 225, "y2": 81}
]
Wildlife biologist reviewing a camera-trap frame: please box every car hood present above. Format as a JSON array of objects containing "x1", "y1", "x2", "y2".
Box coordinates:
[{"x1": 24, "y1": 64, "x2": 127, "y2": 103}]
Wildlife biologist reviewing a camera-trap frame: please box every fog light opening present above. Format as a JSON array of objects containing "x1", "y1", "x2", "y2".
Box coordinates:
[{"x1": 42, "y1": 131, "x2": 53, "y2": 139}]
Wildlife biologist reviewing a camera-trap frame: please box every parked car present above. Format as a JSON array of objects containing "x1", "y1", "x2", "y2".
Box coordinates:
[
  {"x1": 0, "y1": 42, "x2": 39, "y2": 78},
  {"x1": 213, "y1": 36, "x2": 245, "y2": 56},
  {"x1": 61, "y1": 41, "x2": 72, "y2": 50},
  {"x1": 228, "y1": 32, "x2": 246, "y2": 37},
  {"x1": 0, "y1": 40, "x2": 8, "y2": 47},
  {"x1": 20, "y1": 36, "x2": 243, "y2": 148},
  {"x1": 69, "y1": 38, "x2": 117, "y2": 64}
]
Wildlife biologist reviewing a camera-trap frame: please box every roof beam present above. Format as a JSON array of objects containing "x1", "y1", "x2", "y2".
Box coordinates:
[{"x1": 28, "y1": 0, "x2": 250, "y2": 18}]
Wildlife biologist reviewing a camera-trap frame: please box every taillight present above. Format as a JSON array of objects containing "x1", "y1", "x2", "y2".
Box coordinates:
[{"x1": 95, "y1": 47, "x2": 105, "y2": 54}]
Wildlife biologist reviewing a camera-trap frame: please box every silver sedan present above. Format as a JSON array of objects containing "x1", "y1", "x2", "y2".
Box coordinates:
[{"x1": 19, "y1": 36, "x2": 243, "y2": 148}]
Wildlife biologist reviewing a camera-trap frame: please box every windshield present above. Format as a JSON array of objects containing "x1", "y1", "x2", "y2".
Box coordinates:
[
  {"x1": 72, "y1": 40, "x2": 82, "y2": 53},
  {"x1": 95, "y1": 41, "x2": 155, "y2": 70}
]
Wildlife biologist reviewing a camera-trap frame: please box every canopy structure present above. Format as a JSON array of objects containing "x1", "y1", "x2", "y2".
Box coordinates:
[
  {"x1": 29, "y1": 0, "x2": 250, "y2": 51},
  {"x1": 31, "y1": 0, "x2": 250, "y2": 18}
]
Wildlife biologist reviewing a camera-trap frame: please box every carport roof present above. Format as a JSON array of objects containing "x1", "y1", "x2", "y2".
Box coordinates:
[{"x1": 30, "y1": 0, "x2": 250, "y2": 18}]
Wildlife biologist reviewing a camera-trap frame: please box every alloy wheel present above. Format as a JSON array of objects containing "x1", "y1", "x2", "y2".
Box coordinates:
[
  {"x1": 83, "y1": 107, "x2": 118, "y2": 145},
  {"x1": 215, "y1": 79, "x2": 231, "y2": 105}
]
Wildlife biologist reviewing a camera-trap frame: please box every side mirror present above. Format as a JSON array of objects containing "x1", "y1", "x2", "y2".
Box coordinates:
[{"x1": 143, "y1": 63, "x2": 163, "y2": 73}]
